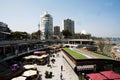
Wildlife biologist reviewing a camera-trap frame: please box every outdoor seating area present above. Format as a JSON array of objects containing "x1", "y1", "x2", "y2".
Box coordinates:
[
  {"x1": 86, "y1": 71, "x2": 120, "y2": 80},
  {"x1": 48, "y1": 45, "x2": 61, "y2": 54},
  {"x1": 0, "y1": 50, "x2": 48, "y2": 80},
  {"x1": 23, "y1": 54, "x2": 48, "y2": 65},
  {"x1": 11, "y1": 64, "x2": 39, "y2": 80}
]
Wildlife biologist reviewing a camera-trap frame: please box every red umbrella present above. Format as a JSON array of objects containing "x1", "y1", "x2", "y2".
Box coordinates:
[{"x1": 86, "y1": 73, "x2": 108, "y2": 80}]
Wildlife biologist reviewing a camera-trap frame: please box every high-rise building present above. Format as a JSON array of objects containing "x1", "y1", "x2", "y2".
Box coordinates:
[
  {"x1": 54, "y1": 26, "x2": 60, "y2": 36},
  {"x1": 40, "y1": 12, "x2": 53, "y2": 40},
  {"x1": 62, "y1": 18, "x2": 75, "y2": 35}
]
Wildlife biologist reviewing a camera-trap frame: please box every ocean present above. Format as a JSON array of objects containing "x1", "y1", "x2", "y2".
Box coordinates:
[{"x1": 111, "y1": 40, "x2": 120, "y2": 45}]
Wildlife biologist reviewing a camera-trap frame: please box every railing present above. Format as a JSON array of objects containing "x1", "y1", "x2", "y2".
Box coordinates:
[{"x1": 0, "y1": 47, "x2": 46, "y2": 62}]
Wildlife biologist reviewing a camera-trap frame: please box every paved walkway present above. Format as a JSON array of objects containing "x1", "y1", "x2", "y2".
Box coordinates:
[{"x1": 36, "y1": 51, "x2": 79, "y2": 80}]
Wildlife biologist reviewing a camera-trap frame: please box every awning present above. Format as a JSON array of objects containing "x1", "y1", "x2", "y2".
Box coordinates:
[
  {"x1": 24, "y1": 54, "x2": 48, "y2": 60},
  {"x1": 77, "y1": 65, "x2": 94, "y2": 71},
  {"x1": 37, "y1": 54, "x2": 48, "y2": 59},
  {"x1": 86, "y1": 73, "x2": 108, "y2": 80},
  {"x1": 34, "y1": 51, "x2": 46, "y2": 54},
  {"x1": 100, "y1": 71, "x2": 120, "y2": 79}
]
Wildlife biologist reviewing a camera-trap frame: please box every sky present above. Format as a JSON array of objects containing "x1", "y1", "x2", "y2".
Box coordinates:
[{"x1": 0, "y1": 0, "x2": 120, "y2": 37}]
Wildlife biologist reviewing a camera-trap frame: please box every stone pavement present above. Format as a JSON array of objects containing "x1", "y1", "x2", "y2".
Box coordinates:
[{"x1": 36, "y1": 51, "x2": 79, "y2": 80}]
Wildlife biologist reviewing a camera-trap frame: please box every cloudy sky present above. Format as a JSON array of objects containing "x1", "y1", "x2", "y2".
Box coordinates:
[{"x1": 0, "y1": 0, "x2": 120, "y2": 37}]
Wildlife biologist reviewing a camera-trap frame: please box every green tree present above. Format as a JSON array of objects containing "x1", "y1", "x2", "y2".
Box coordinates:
[
  {"x1": 11, "y1": 31, "x2": 30, "y2": 40},
  {"x1": 62, "y1": 30, "x2": 72, "y2": 38},
  {"x1": 103, "y1": 44, "x2": 112, "y2": 56},
  {"x1": 74, "y1": 33, "x2": 80, "y2": 39},
  {"x1": 31, "y1": 30, "x2": 42, "y2": 39},
  {"x1": 97, "y1": 40, "x2": 105, "y2": 54}
]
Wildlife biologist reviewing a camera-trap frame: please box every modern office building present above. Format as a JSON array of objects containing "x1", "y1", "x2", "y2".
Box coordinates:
[
  {"x1": 0, "y1": 22, "x2": 11, "y2": 40},
  {"x1": 54, "y1": 26, "x2": 60, "y2": 36},
  {"x1": 62, "y1": 18, "x2": 75, "y2": 35},
  {"x1": 40, "y1": 12, "x2": 53, "y2": 40}
]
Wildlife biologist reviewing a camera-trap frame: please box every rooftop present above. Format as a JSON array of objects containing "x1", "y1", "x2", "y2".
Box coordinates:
[{"x1": 63, "y1": 48, "x2": 87, "y2": 59}]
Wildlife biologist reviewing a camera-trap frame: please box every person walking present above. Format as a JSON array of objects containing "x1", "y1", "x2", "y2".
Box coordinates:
[
  {"x1": 38, "y1": 74, "x2": 42, "y2": 80},
  {"x1": 61, "y1": 65, "x2": 63, "y2": 71},
  {"x1": 60, "y1": 73, "x2": 63, "y2": 80}
]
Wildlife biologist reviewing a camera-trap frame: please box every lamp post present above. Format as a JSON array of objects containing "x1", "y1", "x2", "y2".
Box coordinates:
[
  {"x1": 79, "y1": 72, "x2": 85, "y2": 80},
  {"x1": 79, "y1": 72, "x2": 80, "y2": 80}
]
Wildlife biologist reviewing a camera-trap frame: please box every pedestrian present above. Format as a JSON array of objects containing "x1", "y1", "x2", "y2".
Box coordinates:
[
  {"x1": 61, "y1": 65, "x2": 63, "y2": 71},
  {"x1": 38, "y1": 74, "x2": 42, "y2": 80},
  {"x1": 60, "y1": 73, "x2": 62, "y2": 80}
]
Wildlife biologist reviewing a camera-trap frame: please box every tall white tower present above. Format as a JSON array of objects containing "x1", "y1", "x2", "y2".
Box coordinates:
[{"x1": 40, "y1": 12, "x2": 53, "y2": 40}]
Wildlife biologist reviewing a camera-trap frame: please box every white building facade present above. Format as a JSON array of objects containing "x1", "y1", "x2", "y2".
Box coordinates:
[{"x1": 40, "y1": 12, "x2": 53, "y2": 40}]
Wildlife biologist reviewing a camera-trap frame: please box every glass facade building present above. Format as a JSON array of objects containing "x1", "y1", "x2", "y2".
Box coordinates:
[{"x1": 40, "y1": 12, "x2": 53, "y2": 40}]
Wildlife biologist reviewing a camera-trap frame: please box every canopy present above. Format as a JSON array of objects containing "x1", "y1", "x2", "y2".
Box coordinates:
[
  {"x1": 34, "y1": 51, "x2": 46, "y2": 54},
  {"x1": 22, "y1": 70, "x2": 37, "y2": 77},
  {"x1": 77, "y1": 65, "x2": 94, "y2": 71},
  {"x1": 86, "y1": 73, "x2": 108, "y2": 80},
  {"x1": 24, "y1": 55, "x2": 38, "y2": 59},
  {"x1": 100, "y1": 71, "x2": 120, "y2": 79},
  {"x1": 36, "y1": 55, "x2": 47, "y2": 59},
  {"x1": 24, "y1": 65, "x2": 36, "y2": 69},
  {"x1": 24, "y1": 54, "x2": 48, "y2": 60},
  {"x1": 41, "y1": 54, "x2": 48, "y2": 58},
  {"x1": 12, "y1": 76, "x2": 26, "y2": 80}
]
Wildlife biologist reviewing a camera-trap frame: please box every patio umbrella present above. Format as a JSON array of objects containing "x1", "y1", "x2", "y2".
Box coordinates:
[
  {"x1": 24, "y1": 55, "x2": 38, "y2": 59},
  {"x1": 41, "y1": 54, "x2": 48, "y2": 58},
  {"x1": 22, "y1": 70, "x2": 37, "y2": 77},
  {"x1": 12, "y1": 76, "x2": 26, "y2": 80},
  {"x1": 24, "y1": 65, "x2": 37, "y2": 70},
  {"x1": 36, "y1": 54, "x2": 48, "y2": 59}
]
